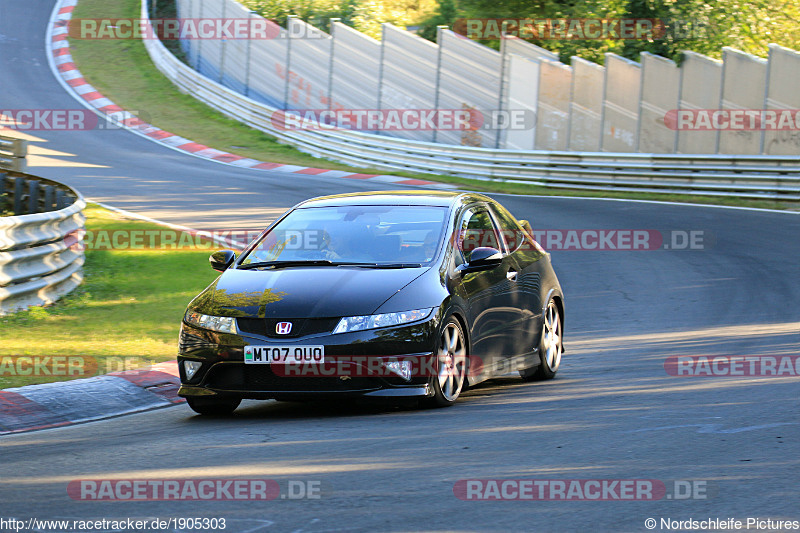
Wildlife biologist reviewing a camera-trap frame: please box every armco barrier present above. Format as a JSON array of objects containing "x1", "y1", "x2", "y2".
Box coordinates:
[
  {"x1": 0, "y1": 172, "x2": 85, "y2": 315},
  {"x1": 0, "y1": 135, "x2": 27, "y2": 172},
  {"x1": 139, "y1": 1, "x2": 800, "y2": 201}
]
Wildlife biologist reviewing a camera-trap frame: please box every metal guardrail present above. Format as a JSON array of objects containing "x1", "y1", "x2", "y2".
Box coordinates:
[
  {"x1": 0, "y1": 171, "x2": 85, "y2": 315},
  {"x1": 0, "y1": 135, "x2": 27, "y2": 172},
  {"x1": 140, "y1": 3, "x2": 800, "y2": 200}
]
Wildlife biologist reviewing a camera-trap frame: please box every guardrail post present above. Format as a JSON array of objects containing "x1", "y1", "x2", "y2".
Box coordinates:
[
  {"x1": 1, "y1": 175, "x2": 8, "y2": 210},
  {"x1": 56, "y1": 189, "x2": 66, "y2": 210},
  {"x1": 44, "y1": 185, "x2": 55, "y2": 211},
  {"x1": 28, "y1": 180, "x2": 39, "y2": 214},
  {"x1": 0, "y1": 172, "x2": 87, "y2": 315},
  {"x1": 14, "y1": 177, "x2": 24, "y2": 215}
]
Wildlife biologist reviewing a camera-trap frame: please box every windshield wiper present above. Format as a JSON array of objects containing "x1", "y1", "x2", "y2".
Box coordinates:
[
  {"x1": 354, "y1": 262, "x2": 423, "y2": 269},
  {"x1": 238, "y1": 260, "x2": 338, "y2": 270},
  {"x1": 237, "y1": 260, "x2": 423, "y2": 270}
]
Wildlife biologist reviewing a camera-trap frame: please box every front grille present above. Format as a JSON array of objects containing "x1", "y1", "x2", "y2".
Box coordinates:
[
  {"x1": 204, "y1": 363, "x2": 379, "y2": 392},
  {"x1": 236, "y1": 318, "x2": 339, "y2": 338}
]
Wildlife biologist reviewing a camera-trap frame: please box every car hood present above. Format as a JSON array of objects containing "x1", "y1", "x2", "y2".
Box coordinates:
[{"x1": 189, "y1": 266, "x2": 429, "y2": 319}]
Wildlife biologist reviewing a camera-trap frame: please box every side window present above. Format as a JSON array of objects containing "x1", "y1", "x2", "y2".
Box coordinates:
[
  {"x1": 489, "y1": 203, "x2": 527, "y2": 253},
  {"x1": 458, "y1": 207, "x2": 501, "y2": 262}
]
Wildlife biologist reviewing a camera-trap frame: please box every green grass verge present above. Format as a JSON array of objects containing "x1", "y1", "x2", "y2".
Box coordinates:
[
  {"x1": 0, "y1": 204, "x2": 219, "y2": 389},
  {"x1": 66, "y1": 0, "x2": 795, "y2": 211}
]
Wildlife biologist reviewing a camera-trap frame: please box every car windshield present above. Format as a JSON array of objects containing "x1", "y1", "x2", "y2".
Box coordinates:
[{"x1": 240, "y1": 205, "x2": 448, "y2": 266}]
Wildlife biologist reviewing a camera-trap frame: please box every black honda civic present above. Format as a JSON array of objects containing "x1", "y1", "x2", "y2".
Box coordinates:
[{"x1": 178, "y1": 191, "x2": 564, "y2": 414}]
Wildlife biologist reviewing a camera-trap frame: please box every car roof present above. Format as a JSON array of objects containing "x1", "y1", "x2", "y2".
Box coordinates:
[{"x1": 296, "y1": 190, "x2": 493, "y2": 209}]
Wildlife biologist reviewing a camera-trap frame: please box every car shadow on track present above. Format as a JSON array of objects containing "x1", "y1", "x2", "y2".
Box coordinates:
[{"x1": 179, "y1": 376, "x2": 539, "y2": 422}]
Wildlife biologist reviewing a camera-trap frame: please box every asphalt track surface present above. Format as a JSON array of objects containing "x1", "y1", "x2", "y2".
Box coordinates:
[{"x1": 1, "y1": 1, "x2": 799, "y2": 531}]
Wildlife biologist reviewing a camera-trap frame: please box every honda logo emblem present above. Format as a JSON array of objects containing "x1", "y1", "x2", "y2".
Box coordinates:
[{"x1": 276, "y1": 322, "x2": 292, "y2": 335}]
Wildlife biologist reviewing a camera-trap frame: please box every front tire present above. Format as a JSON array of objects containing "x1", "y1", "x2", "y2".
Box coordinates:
[
  {"x1": 520, "y1": 299, "x2": 562, "y2": 381},
  {"x1": 426, "y1": 317, "x2": 468, "y2": 407},
  {"x1": 185, "y1": 396, "x2": 241, "y2": 415}
]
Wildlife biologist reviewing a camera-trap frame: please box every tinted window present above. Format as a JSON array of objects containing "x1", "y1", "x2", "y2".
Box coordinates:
[
  {"x1": 241, "y1": 205, "x2": 447, "y2": 265},
  {"x1": 458, "y1": 208, "x2": 501, "y2": 262},
  {"x1": 489, "y1": 203, "x2": 528, "y2": 253}
]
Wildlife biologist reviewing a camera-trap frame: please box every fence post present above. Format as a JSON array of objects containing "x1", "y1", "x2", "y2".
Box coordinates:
[
  {"x1": 598, "y1": 53, "x2": 609, "y2": 152},
  {"x1": 327, "y1": 18, "x2": 340, "y2": 110},
  {"x1": 284, "y1": 15, "x2": 297, "y2": 108},
  {"x1": 715, "y1": 52, "x2": 726, "y2": 155},
  {"x1": 760, "y1": 46, "x2": 773, "y2": 155},
  {"x1": 377, "y1": 23, "x2": 387, "y2": 112},
  {"x1": 218, "y1": 0, "x2": 227, "y2": 84},
  {"x1": 432, "y1": 25, "x2": 447, "y2": 144},
  {"x1": 634, "y1": 52, "x2": 644, "y2": 153},
  {"x1": 495, "y1": 33, "x2": 508, "y2": 149},
  {"x1": 243, "y1": 10, "x2": 257, "y2": 97},
  {"x1": 194, "y1": 0, "x2": 203, "y2": 71},
  {"x1": 674, "y1": 52, "x2": 685, "y2": 154}
]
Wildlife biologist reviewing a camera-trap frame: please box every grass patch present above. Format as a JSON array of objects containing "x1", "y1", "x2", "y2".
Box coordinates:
[
  {"x1": 0, "y1": 204, "x2": 219, "y2": 389},
  {"x1": 67, "y1": 0, "x2": 795, "y2": 211}
]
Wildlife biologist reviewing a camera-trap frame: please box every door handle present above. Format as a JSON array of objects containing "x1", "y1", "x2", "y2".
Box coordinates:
[{"x1": 506, "y1": 270, "x2": 518, "y2": 281}]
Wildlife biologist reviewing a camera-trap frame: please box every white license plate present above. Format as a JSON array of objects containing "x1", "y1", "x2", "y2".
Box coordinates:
[{"x1": 244, "y1": 345, "x2": 325, "y2": 364}]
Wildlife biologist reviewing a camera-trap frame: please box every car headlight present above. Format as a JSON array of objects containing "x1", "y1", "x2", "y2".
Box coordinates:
[
  {"x1": 184, "y1": 310, "x2": 238, "y2": 334},
  {"x1": 333, "y1": 308, "x2": 434, "y2": 334}
]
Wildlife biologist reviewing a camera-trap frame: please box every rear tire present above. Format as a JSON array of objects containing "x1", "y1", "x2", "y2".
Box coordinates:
[
  {"x1": 425, "y1": 316, "x2": 468, "y2": 407},
  {"x1": 520, "y1": 299, "x2": 562, "y2": 381},
  {"x1": 185, "y1": 396, "x2": 241, "y2": 415}
]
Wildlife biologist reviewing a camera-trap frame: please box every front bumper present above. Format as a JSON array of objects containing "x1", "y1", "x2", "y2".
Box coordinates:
[{"x1": 177, "y1": 315, "x2": 439, "y2": 400}]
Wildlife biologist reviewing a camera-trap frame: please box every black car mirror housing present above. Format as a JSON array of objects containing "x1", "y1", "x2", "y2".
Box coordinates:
[
  {"x1": 457, "y1": 246, "x2": 503, "y2": 274},
  {"x1": 210, "y1": 249, "x2": 236, "y2": 272}
]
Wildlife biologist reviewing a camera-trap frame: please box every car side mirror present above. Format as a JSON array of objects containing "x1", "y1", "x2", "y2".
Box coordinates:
[
  {"x1": 458, "y1": 246, "x2": 503, "y2": 274},
  {"x1": 518, "y1": 219, "x2": 533, "y2": 238},
  {"x1": 209, "y1": 249, "x2": 236, "y2": 272}
]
